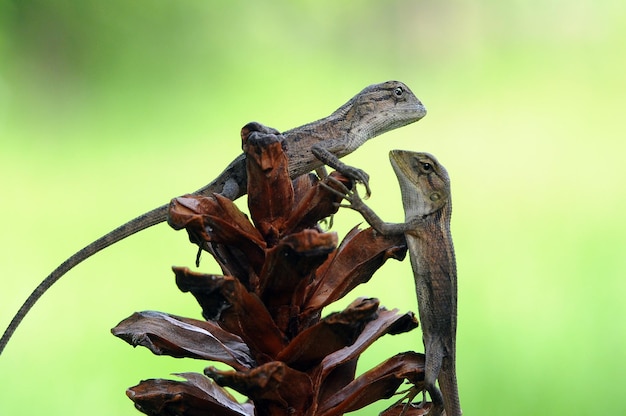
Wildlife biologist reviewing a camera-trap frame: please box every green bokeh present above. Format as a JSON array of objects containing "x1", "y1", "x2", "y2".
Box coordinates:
[{"x1": 1, "y1": 1, "x2": 625, "y2": 415}]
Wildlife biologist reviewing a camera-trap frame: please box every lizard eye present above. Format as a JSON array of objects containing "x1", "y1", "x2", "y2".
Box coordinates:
[
  {"x1": 393, "y1": 87, "x2": 403, "y2": 97},
  {"x1": 421, "y1": 162, "x2": 433, "y2": 172}
]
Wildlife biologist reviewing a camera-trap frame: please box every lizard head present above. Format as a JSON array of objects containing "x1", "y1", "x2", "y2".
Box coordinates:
[
  {"x1": 389, "y1": 150, "x2": 450, "y2": 217},
  {"x1": 337, "y1": 81, "x2": 427, "y2": 140}
]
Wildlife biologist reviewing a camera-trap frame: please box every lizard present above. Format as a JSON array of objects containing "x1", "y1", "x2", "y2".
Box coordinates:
[
  {"x1": 326, "y1": 150, "x2": 461, "y2": 416},
  {"x1": 0, "y1": 80, "x2": 427, "y2": 355}
]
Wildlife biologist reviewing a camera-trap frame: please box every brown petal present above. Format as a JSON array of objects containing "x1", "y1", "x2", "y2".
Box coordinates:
[
  {"x1": 205, "y1": 362, "x2": 312, "y2": 415},
  {"x1": 380, "y1": 402, "x2": 433, "y2": 416},
  {"x1": 283, "y1": 172, "x2": 353, "y2": 234},
  {"x1": 312, "y1": 306, "x2": 418, "y2": 405},
  {"x1": 111, "y1": 311, "x2": 254, "y2": 371},
  {"x1": 174, "y1": 268, "x2": 285, "y2": 362},
  {"x1": 317, "y1": 352, "x2": 426, "y2": 416},
  {"x1": 127, "y1": 372, "x2": 254, "y2": 416},
  {"x1": 217, "y1": 275, "x2": 286, "y2": 361},
  {"x1": 244, "y1": 127, "x2": 293, "y2": 245},
  {"x1": 173, "y1": 267, "x2": 232, "y2": 320},
  {"x1": 240, "y1": 121, "x2": 281, "y2": 140},
  {"x1": 168, "y1": 194, "x2": 266, "y2": 275},
  {"x1": 291, "y1": 173, "x2": 319, "y2": 207},
  {"x1": 258, "y1": 230, "x2": 337, "y2": 334},
  {"x1": 277, "y1": 298, "x2": 379, "y2": 371},
  {"x1": 168, "y1": 194, "x2": 261, "y2": 243},
  {"x1": 303, "y1": 227, "x2": 407, "y2": 315},
  {"x1": 167, "y1": 195, "x2": 212, "y2": 242},
  {"x1": 203, "y1": 243, "x2": 262, "y2": 291}
]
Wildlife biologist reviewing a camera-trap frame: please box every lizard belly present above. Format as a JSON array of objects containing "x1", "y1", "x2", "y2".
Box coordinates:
[{"x1": 405, "y1": 232, "x2": 456, "y2": 355}]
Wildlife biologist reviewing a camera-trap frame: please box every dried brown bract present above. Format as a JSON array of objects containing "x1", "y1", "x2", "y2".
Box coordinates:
[{"x1": 112, "y1": 125, "x2": 429, "y2": 415}]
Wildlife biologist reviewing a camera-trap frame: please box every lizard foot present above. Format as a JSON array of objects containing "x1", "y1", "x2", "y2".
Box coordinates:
[
  {"x1": 392, "y1": 385, "x2": 431, "y2": 416},
  {"x1": 311, "y1": 146, "x2": 371, "y2": 198},
  {"x1": 340, "y1": 165, "x2": 371, "y2": 198},
  {"x1": 320, "y1": 176, "x2": 369, "y2": 211}
]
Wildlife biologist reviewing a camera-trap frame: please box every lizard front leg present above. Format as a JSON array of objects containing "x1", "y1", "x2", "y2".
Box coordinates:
[
  {"x1": 311, "y1": 146, "x2": 372, "y2": 197},
  {"x1": 322, "y1": 177, "x2": 423, "y2": 235}
]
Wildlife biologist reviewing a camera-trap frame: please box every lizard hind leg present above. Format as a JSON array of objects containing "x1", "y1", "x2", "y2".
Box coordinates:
[
  {"x1": 393, "y1": 384, "x2": 440, "y2": 416},
  {"x1": 396, "y1": 385, "x2": 420, "y2": 416},
  {"x1": 395, "y1": 385, "x2": 424, "y2": 416},
  {"x1": 422, "y1": 338, "x2": 446, "y2": 415},
  {"x1": 424, "y1": 383, "x2": 444, "y2": 416}
]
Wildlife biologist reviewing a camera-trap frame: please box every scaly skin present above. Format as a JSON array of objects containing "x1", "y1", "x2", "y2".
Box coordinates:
[
  {"x1": 0, "y1": 81, "x2": 426, "y2": 355},
  {"x1": 331, "y1": 150, "x2": 461, "y2": 416}
]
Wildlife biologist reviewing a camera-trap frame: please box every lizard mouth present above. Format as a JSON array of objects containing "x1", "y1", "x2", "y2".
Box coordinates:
[
  {"x1": 413, "y1": 101, "x2": 428, "y2": 120},
  {"x1": 388, "y1": 102, "x2": 427, "y2": 130}
]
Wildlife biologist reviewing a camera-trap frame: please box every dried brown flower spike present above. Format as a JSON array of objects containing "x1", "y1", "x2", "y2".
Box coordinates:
[{"x1": 112, "y1": 124, "x2": 430, "y2": 415}]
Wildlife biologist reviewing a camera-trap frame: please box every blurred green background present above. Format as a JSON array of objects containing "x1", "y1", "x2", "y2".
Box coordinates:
[{"x1": 1, "y1": 0, "x2": 625, "y2": 414}]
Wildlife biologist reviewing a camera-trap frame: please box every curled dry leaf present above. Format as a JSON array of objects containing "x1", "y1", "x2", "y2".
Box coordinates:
[
  {"x1": 379, "y1": 401, "x2": 433, "y2": 416},
  {"x1": 173, "y1": 267, "x2": 231, "y2": 321},
  {"x1": 283, "y1": 172, "x2": 353, "y2": 234},
  {"x1": 317, "y1": 352, "x2": 426, "y2": 416},
  {"x1": 259, "y1": 229, "x2": 337, "y2": 334},
  {"x1": 111, "y1": 311, "x2": 255, "y2": 370},
  {"x1": 208, "y1": 274, "x2": 287, "y2": 363},
  {"x1": 206, "y1": 362, "x2": 312, "y2": 415},
  {"x1": 168, "y1": 193, "x2": 267, "y2": 277},
  {"x1": 243, "y1": 127, "x2": 293, "y2": 245},
  {"x1": 277, "y1": 298, "x2": 379, "y2": 371},
  {"x1": 303, "y1": 227, "x2": 407, "y2": 316},
  {"x1": 127, "y1": 372, "x2": 254, "y2": 416},
  {"x1": 175, "y1": 266, "x2": 285, "y2": 363},
  {"x1": 168, "y1": 194, "x2": 264, "y2": 249},
  {"x1": 312, "y1": 306, "x2": 419, "y2": 407}
]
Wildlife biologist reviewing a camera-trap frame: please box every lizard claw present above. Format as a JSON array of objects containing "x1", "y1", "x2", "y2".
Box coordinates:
[
  {"x1": 318, "y1": 182, "x2": 354, "y2": 209},
  {"x1": 320, "y1": 177, "x2": 369, "y2": 215},
  {"x1": 321, "y1": 176, "x2": 352, "y2": 197},
  {"x1": 340, "y1": 166, "x2": 371, "y2": 198},
  {"x1": 393, "y1": 385, "x2": 429, "y2": 416}
]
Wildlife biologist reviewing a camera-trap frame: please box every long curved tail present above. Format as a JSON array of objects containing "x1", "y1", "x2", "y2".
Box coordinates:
[
  {"x1": 0, "y1": 204, "x2": 168, "y2": 355},
  {"x1": 0, "y1": 154, "x2": 244, "y2": 356}
]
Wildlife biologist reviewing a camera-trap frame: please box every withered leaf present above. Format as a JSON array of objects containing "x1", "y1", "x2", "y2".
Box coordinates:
[
  {"x1": 174, "y1": 267, "x2": 285, "y2": 361},
  {"x1": 303, "y1": 227, "x2": 407, "y2": 316},
  {"x1": 291, "y1": 173, "x2": 319, "y2": 208},
  {"x1": 244, "y1": 128, "x2": 293, "y2": 245},
  {"x1": 319, "y1": 307, "x2": 418, "y2": 370},
  {"x1": 379, "y1": 402, "x2": 433, "y2": 416},
  {"x1": 111, "y1": 311, "x2": 255, "y2": 370},
  {"x1": 283, "y1": 172, "x2": 353, "y2": 234},
  {"x1": 312, "y1": 305, "x2": 418, "y2": 405},
  {"x1": 173, "y1": 267, "x2": 231, "y2": 321},
  {"x1": 317, "y1": 352, "x2": 426, "y2": 416},
  {"x1": 277, "y1": 298, "x2": 379, "y2": 371},
  {"x1": 205, "y1": 243, "x2": 261, "y2": 290},
  {"x1": 167, "y1": 194, "x2": 259, "y2": 243},
  {"x1": 205, "y1": 362, "x2": 312, "y2": 415},
  {"x1": 240, "y1": 121, "x2": 281, "y2": 138},
  {"x1": 259, "y1": 230, "x2": 337, "y2": 331},
  {"x1": 168, "y1": 194, "x2": 266, "y2": 274},
  {"x1": 217, "y1": 275, "x2": 286, "y2": 361},
  {"x1": 127, "y1": 372, "x2": 254, "y2": 416}
]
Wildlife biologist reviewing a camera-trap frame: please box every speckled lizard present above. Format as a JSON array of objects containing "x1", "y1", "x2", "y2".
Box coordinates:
[
  {"x1": 0, "y1": 81, "x2": 426, "y2": 355},
  {"x1": 329, "y1": 150, "x2": 461, "y2": 416}
]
